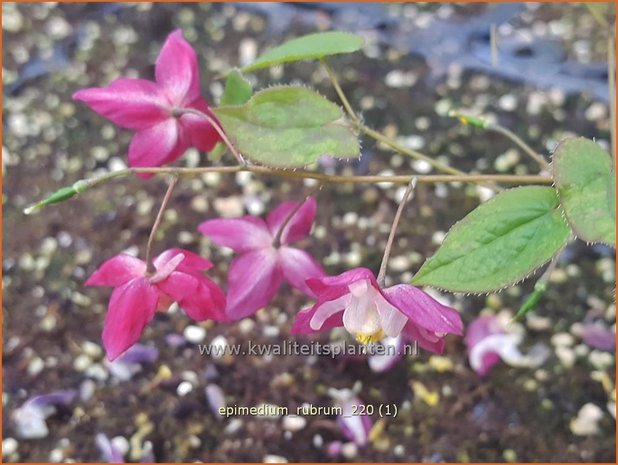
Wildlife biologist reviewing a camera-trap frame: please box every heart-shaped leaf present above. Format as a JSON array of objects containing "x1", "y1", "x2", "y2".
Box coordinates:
[
  {"x1": 242, "y1": 31, "x2": 364, "y2": 72},
  {"x1": 553, "y1": 137, "x2": 616, "y2": 245},
  {"x1": 213, "y1": 86, "x2": 360, "y2": 167},
  {"x1": 411, "y1": 186, "x2": 571, "y2": 293}
]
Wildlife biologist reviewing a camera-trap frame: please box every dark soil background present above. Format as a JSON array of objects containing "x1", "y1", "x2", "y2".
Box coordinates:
[{"x1": 2, "y1": 2, "x2": 616, "y2": 462}]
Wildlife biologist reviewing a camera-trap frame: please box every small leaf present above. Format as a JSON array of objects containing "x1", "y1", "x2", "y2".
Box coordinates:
[
  {"x1": 411, "y1": 186, "x2": 571, "y2": 293},
  {"x1": 242, "y1": 31, "x2": 364, "y2": 72},
  {"x1": 553, "y1": 137, "x2": 616, "y2": 245},
  {"x1": 512, "y1": 281, "x2": 547, "y2": 322},
  {"x1": 209, "y1": 70, "x2": 253, "y2": 161},
  {"x1": 213, "y1": 86, "x2": 360, "y2": 167},
  {"x1": 220, "y1": 69, "x2": 253, "y2": 106}
]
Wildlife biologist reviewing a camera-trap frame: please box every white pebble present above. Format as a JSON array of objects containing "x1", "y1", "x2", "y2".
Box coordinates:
[
  {"x1": 177, "y1": 381, "x2": 194, "y2": 397},
  {"x1": 341, "y1": 442, "x2": 358, "y2": 459},
  {"x1": 2, "y1": 438, "x2": 18, "y2": 456},
  {"x1": 282, "y1": 415, "x2": 306, "y2": 432},
  {"x1": 183, "y1": 325, "x2": 206, "y2": 344},
  {"x1": 210, "y1": 335, "x2": 228, "y2": 359},
  {"x1": 570, "y1": 403, "x2": 604, "y2": 436},
  {"x1": 263, "y1": 455, "x2": 288, "y2": 463}
]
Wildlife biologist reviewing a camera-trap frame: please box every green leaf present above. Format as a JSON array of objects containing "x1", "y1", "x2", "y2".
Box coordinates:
[
  {"x1": 220, "y1": 69, "x2": 253, "y2": 106},
  {"x1": 209, "y1": 70, "x2": 253, "y2": 162},
  {"x1": 241, "y1": 31, "x2": 364, "y2": 72},
  {"x1": 213, "y1": 86, "x2": 360, "y2": 167},
  {"x1": 553, "y1": 137, "x2": 616, "y2": 245},
  {"x1": 411, "y1": 186, "x2": 571, "y2": 293}
]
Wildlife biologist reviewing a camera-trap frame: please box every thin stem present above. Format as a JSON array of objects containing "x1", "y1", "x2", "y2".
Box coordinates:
[
  {"x1": 358, "y1": 124, "x2": 467, "y2": 177},
  {"x1": 178, "y1": 108, "x2": 245, "y2": 165},
  {"x1": 24, "y1": 166, "x2": 554, "y2": 214},
  {"x1": 485, "y1": 123, "x2": 550, "y2": 171},
  {"x1": 145, "y1": 175, "x2": 178, "y2": 272},
  {"x1": 377, "y1": 177, "x2": 418, "y2": 286},
  {"x1": 321, "y1": 58, "x2": 501, "y2": 191},
  {"x1": 272, "y1": 183, "x2": 322, "y2": 247},
  {"x1": 320, "y1": 58, "x2": 361, "y2": 125},
  {"x1": 608, "y1": 31, "x2": 616, "y2": 165}
]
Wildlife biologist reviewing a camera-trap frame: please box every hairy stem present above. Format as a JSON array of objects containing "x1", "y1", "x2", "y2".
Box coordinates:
[
  {"x1": 177, "y1": 108, "x2": 245, "y2": 165},
  {"x1": 24, "y1": 166, "x2": 554, "y2": 214},
  {"x1": 321, "y1": 58, "x2": 361, "y2": 125},
  {"x1": 377, "y1": 177, "x2": 418, "y2": 286},
  {"x1": 320, "y1": 58, "x2": 487, "y2": 186},
  {"x1": 145, "y1": 176, "x2": 178, "y2": 272},
  {"x1": 485, "y1": 123, "x2": 550, "y2": 171}
]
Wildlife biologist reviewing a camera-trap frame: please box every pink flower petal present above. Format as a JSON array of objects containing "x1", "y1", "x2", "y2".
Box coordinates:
[
  {"x1": 155, "y1": 30, "x2": 200, "y2": 106},
  {"x1": 128, "y1": 118, "x2": 187, "y2": 173},
  {"x1": 102, "y1": 278, "x2": 159, "y2": 361},
  {"x1": 198, "y1": 217, "x2": 272, "y2": 252},
  {"x1": 306, "y1": 267, "x2": 377, "y2": 302},
  {"x1": 156, "y1": 271, "x2": 227, "y2": 322},
  {"x1": 581, "y1": 323, "x2": 616, "y2": 352},
  {"x1": 85, "y1": 254, "x2": 146, "y2": 287},
  {"x1": 154, "y1": 248, "x2": 213, "y2": 275},
  {"x1": 336, "y1": 396, "x2": 372, "y2": 447},
  {"x1": 266, "y1": 197, "x2": 317, "y2": 245},
  {"x1": 226, "y1": 248, "x2": 282, "y2": 320},
  {"x1": 180, "y1": 98, "x2": 221, "y2": 153},
  {"x1": 73, "y1": 78, "x2": 167, "y2": 130},
  {"x1": 383, "y1": 284, "x2": 463, "y2": 336},
  {"x1": 310, "y1": 294, "x2": 351, "y2": 331},
  {"x1": 290, "y1": 305, "x2": 344, "y2": 334},
  {"x1": 279, "y1": 246, "x2": 325, "y2": 296},
  {"x1": 465, "y1": 316, "x2": 507, "y2": 375},
  {"x1": 403, "y1": 324, "x2": 446, "y2": 353}
]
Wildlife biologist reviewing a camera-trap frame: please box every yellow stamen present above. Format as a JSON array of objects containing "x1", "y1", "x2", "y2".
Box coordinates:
[{"x1": 355, "y1": 329, "x2": 385, "y2": 346}]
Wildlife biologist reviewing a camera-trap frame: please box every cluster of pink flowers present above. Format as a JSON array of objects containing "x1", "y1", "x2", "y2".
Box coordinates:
[{"x1": 77, "y1": 30, "x2": 464, "y2": 362}]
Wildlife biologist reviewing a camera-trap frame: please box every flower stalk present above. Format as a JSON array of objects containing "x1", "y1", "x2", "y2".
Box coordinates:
[
  {"x1": 145, "y1": 175, "x2": 178, "y2": 272},
  {"x1": 377, "y1": 177, "x2": 417, "y2": 286}
]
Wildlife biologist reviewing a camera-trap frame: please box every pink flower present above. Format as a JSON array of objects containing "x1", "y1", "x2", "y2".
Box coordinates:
[
  {"x1": 465, "y1": 315, "x2": 550, "y2": 376},
  {"x1": 73, "y1": 30, "x2": 220, "y2": 175},
  {"x1": 86, "y1": 248, "x2": 226, "y2": 360},
  {"x1": 291, "y1": 267, "x2": 463, "y2": 353},
  {"x1": 198, "y1": 198, "x2": 325, "y2": 320}
]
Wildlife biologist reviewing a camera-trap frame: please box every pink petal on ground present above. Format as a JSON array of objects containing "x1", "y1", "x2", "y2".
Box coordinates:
[
  {"x1": 128, "y1": 118, "x2": 187, "y2": 173},
  {"x1": 85, "y1": 254, "x2": 146, "y2": 287},
  {"x1": 155, "y1": 30, "x2": 201, "y2": 105},
  {"x1": 154, "y1": 248, "x2": 213, "y2": 274},
  {"x1": 156, "y1": 271, "x2": 227, "y2": 322},
  {"x1": 290, "y1": 305, "x2": 344, "y2": 334},
  {"x1": 383, "y1": 284, "x2": 463, "y2": 336},
  {"x1": 279, "y1": 246, "x2": 325, "y2": 296},
  {"x1": 581, "y1": 323, "x2": 616, "y2": 352},
  {"x1": 368, "y1": 335, "x2": 405, "y2": 372},
  {"x1": 266, "y1": 197, "x2": 317, "y2": 245},
  {"x1": 465, "y1": 316, "x2": 506, "y2": 375},
  {"x1": 225, "y1": 248, "x2": 283, "y2": 320},
  {"x1": 102, "y1": 278, "x2": 159, "y2": 361},
  {"x1": 336, "y1": 396, "x2": 372, "y2": 447},
  {"x1": 73, "y1": 78, "x2": 167, "y2": 130},
  {"x1": 198, "y1": 217, "x2": 272, "y2": 252},
  {"x1": 180, "y1": 98, "x2": 221, "y2": 152}
]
